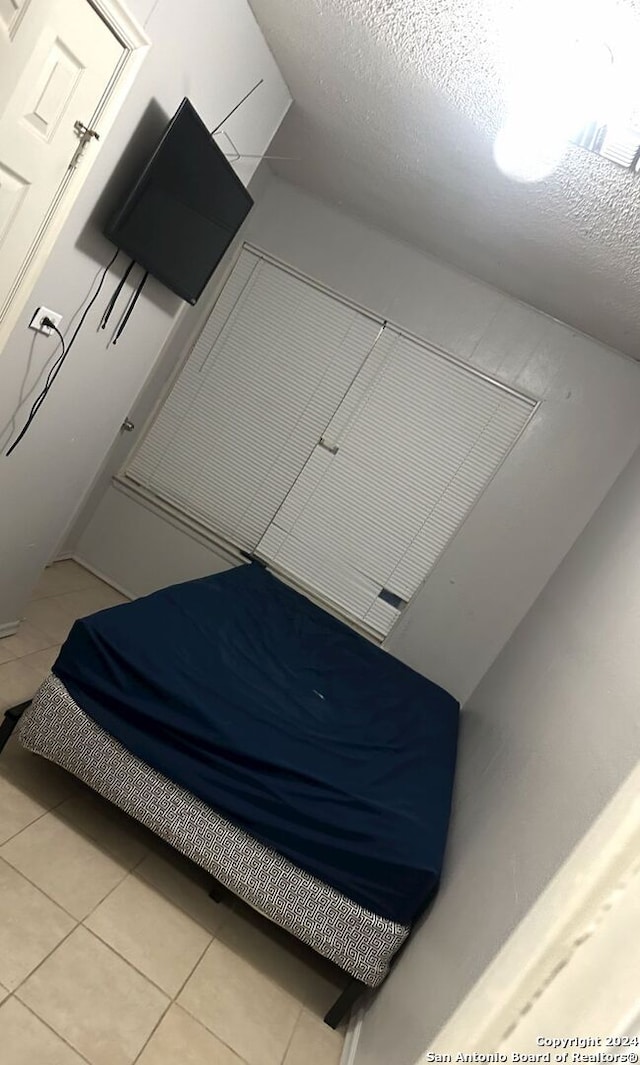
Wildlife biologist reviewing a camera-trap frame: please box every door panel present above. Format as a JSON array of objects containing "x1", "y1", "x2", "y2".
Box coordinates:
[
  {"x1": 0, "y1": 0, "x2": 123, "y2": 322},
  {"x1": 0, "y1": 0, "x2": 27, "y2": 37},
  {"x1": 23, "y1": 40, "x2": 84, "y2": 141}
]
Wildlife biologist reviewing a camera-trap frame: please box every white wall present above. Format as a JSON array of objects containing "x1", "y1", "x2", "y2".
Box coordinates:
[
  {"x1": 355, "y1": 438, "x2": 640, "y2": 1065},
  {"x1": 69, "y1": 177, "x2": 640, "y2": 701},
  {"x1": 0, "y1": 0, "x2": 289, "y2": 626},
  {"x1": 72, "y1": 482, "x2": 238, "y2": 595}
]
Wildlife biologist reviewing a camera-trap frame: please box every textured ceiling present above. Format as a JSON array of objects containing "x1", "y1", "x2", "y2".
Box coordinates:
[{"x1": 248, "y1": 0, "x2": 640, "y2": 358}]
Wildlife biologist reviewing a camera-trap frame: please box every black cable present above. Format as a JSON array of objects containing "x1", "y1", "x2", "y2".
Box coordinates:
[
  {"x1": 100, "y1": 259, "x2": 134, "y2": 330},
  {"x1": 6, "y1": 324, "x2": 67, "y2": 456},
  {"x1": 113, "y1": 269, "x2": 148, "y2": 344},
  {"x1": 22, "y1": 324, "x2": 67, "y2": 427},
  {"x1": 210, "y1": 78, "x2": 264, "y2": 135},
  {"x1": 6, "y1": 247, "x2": 119, "y2": 457}
]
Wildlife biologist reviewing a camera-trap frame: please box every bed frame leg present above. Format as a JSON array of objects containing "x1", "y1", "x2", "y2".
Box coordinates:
[
  {"x1": 0, "y1": 702, "x2": 30, "y2": 755},
  {"x1": 208, "y1": 881, "x2": 224, "y2": 903},
  {"x1": 324, "y1": 978, "x2": 366, "y2": 1029}
]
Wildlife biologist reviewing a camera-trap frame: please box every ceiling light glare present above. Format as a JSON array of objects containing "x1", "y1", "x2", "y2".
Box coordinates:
[
  {"x1": 493, "y1": 122, "x2": 567, "y2": 183},
  {"x1": 493, "y1": 0, "x2": 616, "y2": 182}
]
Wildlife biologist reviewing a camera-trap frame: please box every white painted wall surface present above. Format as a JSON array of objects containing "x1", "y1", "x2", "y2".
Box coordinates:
[
  {"x1": 0, "y1": 0, "x2": 290, "y2": 626},
  {"x1": 74, "y1": 484, "x2": 237, "y2": 597},
  {"x1": 355, "y1": 441, "x2": 640, "y2": 1065},
  {"x1": 70, "y1": 178, "x2": 640, "y2": 701}
]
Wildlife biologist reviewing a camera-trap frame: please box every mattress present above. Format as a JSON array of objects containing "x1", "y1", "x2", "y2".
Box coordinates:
[
  {"x1": 20, "y1": 674, "x2": 409, "y2": 986},
  {"x1": 52, "y1": 563, "x2": 460, "y2": 925}
]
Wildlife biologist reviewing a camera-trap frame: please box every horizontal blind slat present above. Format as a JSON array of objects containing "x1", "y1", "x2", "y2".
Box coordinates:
[
  {"x1": 126, "y1": 249, "x2": 381, "y2": 549},
  {"x1": 259, "y1": 331, "x2": 534, "y2": 633},
  {"x1": 362, "y1": 599, "x2": 401, "y2": 636},
  {"x1": 262, "y1": 534, "x2": 383, "y2": 619}
]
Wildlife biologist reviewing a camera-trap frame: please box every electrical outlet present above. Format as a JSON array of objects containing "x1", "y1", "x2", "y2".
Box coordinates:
[{"x1": 29, "y1": 307, "x2": 63, "y2": 336}]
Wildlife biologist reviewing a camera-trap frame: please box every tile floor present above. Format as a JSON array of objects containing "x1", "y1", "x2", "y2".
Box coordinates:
[{"x1": 0, "y1": 561, "x2": 346, "y2": 1065}]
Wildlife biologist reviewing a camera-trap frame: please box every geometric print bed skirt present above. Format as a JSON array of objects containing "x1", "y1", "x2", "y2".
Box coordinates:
[{"x1": 19, "y1": 673, "x2": 410, "y2": 987}]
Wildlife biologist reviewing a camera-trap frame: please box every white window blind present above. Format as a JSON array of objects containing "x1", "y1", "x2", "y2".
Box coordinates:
[
  {"x1": 257, "y1": 328, "x2": 535, "y2": 636},
  {"x1": 124, "y1": 247, "x2": 536, "y2": 640},
  {"x1": 125, "y1": 249, "x2": 383, "y2": 549}
]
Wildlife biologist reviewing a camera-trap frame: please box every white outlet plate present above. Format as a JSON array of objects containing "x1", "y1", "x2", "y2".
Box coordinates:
[{"x1": 29, "y1": 306, "x2": 63, "y2": 336}]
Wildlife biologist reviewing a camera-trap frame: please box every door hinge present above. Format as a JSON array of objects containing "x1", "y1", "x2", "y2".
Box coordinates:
[{"x1": 69, "y1": 121, "x2": 100, "y2": 171}]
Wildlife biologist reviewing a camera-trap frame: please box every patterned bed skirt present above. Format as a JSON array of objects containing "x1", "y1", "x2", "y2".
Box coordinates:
[{"x1": 19, "y1": 674, "x2": 409, "y2": 987}]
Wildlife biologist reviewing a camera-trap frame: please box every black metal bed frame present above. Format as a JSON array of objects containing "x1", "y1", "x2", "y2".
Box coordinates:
[
  {"x1": 0, "y1": 699, "x2": 367, "y2": 1028},
  {"x1": 0, "y1": 700, "x2": 30, "y2": 754}
]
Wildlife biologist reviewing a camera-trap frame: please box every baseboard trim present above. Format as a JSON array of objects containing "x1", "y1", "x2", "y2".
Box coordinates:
[
  {"x1": 0, "y1": 620, "x2": 20, "y2": 639},
  {"x1": 341, "y1": 1002, "x2": 365, "y2": 1065},
  {"x1": 70, "y1": 555, "x2": 136, "y2": 602}
]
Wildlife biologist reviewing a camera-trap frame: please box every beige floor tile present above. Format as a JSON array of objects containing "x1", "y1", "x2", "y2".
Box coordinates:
[
  {"x1": 178, "y1": 937, "x2": 301, "y2": 1065},
  {"x1": 0, "y1": 997, "x2": 86, "y2": 1065},
  {"x1": 17, "y1": 927, "x2": 168, "y2": 1065},
  {"x1": 136, "y1": 848, "x2": 230, "y2": 935},
  {"x1": 0, "y1": 858, "x2": 75, "y2": 990},
  {"x1": 137, "y1": 1005, "x2": 244, "y2": 1065},
  {"x1": 0, "y1": 811, "x2": 130, "y2": 919},
  {"x1": 20, "y1": 646, "x2": 61, "y2": 683},
  {"x1": 22, "y1": 598, "x2": 77, "y2": 646},
  {"x1": 283, "y1": 1008, "x2": 344, "y2": 1065},
  {"x1": 0, "y1": 638, "x2": 16, "y2": 665},
  {"x1": 0, "y1": 771, "x2": 51, "y2": 843},
  {"x1": 0, "y1": 620, "x2": 53, "y2": 660},
  {"x1": 56, "y1": 790, "x2": 153, "y2": 867},
  {"x1": 58, "y1": 585, "x2": 129, "y2": 618},
  {"x1": 31, "y1": 560, "x2": 108, "y2": 600},
  {"x1": 0, "y1": 774, "x2": 48, "y2": 847},
  {"x1": 86, "y1": 874, "x2": 212, "y2": 996},
  {"x1": 219, "y1": 905, "x2": 347, "y2": 1017},
  {"x1": 0, "y1": 658, "x2": 47, "y2": 712},
  {"x1": 0, "y1": 735, "x2": 77, "y2": 845},
  {"x1": 0, "y1": 983, "x2": 8, "y2": 1003},
  {"x1": 25, "y1": 586, "x2": 128, "y2": 644}
]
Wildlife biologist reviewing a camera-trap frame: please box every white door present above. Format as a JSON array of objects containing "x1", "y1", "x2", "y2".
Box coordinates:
[{"x1": 0, "y1": 0, "x2": 125, "y2": 328}]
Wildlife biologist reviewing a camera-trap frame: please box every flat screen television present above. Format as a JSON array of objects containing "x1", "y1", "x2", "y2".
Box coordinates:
[{"x1": 105, "y1": 99, "x2": 253, "y2": 304}]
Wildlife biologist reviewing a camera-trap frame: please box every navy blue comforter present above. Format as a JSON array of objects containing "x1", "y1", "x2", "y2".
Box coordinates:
[{"x1": 53, "y1": 564, "x2": 459, "y2": 924}]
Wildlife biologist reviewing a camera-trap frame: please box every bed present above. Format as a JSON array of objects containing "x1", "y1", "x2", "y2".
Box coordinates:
[{"x1": 2, "y1": 562, "x2": 459, "y2": 1025}]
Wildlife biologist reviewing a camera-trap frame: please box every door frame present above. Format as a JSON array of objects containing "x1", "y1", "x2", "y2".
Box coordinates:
[
  {"x1": 418, "y1": 758, "x2": 640, "y2": 1058},
  {"x1": 0, "y1": 0, "x2": 150, "y2": 354}
]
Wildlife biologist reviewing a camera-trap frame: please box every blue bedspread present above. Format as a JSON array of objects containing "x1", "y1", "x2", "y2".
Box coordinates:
[{"x1": 53, "y1": 564, "x2": 459, "y2": 924}]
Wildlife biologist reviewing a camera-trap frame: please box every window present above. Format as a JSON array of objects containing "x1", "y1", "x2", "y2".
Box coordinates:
[
  {"x1": 123, "y1": 246, "x2": 536, "y2": 637},
  {"x1": 125, "y1": 249, "x2": 382, "y2": 549}
]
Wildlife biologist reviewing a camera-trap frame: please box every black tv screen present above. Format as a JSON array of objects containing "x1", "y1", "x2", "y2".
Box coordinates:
[{"x1": 105, "y1": 99, "x2": 253, "y2": 304}]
